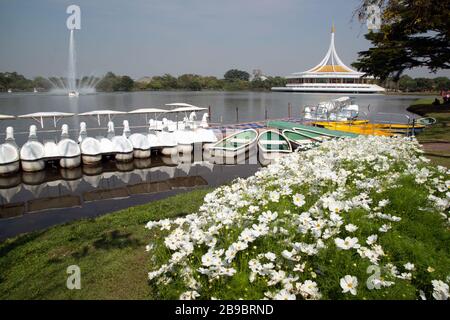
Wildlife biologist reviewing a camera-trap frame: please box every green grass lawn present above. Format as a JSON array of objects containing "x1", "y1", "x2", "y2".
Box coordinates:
[
  {"x1": 408, "y1": 98, "x2": 450, "y2": 167},
  {"x1": 0, "y1": 188, "x2": 211, "y2": 299},
  {"x1": 0, "y1": 138, "x2": 449, "y2": 300}
]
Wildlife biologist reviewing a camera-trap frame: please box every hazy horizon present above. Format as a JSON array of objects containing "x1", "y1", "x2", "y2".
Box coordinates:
[{"x1": 1, "y1": 0, "x2": 449, "y2": 80}]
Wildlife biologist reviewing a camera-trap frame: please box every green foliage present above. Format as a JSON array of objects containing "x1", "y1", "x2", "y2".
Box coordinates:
[
  {"x1": 354, "y1": 0, "x2": 450, "y2": 80},
  {"x1": 224, "y1": 69, "x2": 250, "y2": 82},
  {"x1": 138, "y1": 72, "x2": 285, "y2": 92},
  {"x1": 0, "y1": 72, "x2": 34, "y2": 91},
  {"x1": 95, "y1": 72, "x2": 134, "y2": 92},
  {"x1": 33, "y1": 76, "x2": 52, "y2": 90},
  {"x1": 117, "y1": 76, "x2": 135, "y2": 91}
]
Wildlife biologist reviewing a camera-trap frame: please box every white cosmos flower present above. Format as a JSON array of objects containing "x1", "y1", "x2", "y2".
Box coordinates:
[
  {"x1": 180, "y1": 290, "x2": 200, "y2": 300},
  {"x1": 264, "y1": 252, "x2": 276, "y2": 261},
  {"x1": 201, "y1": 252, "x2": 221, "y2": 267},
  {"x1": 340, "y1": 275, "x2": 358, "y2": 295},
  {"x1": 345, "y1": 224, "x2": 358, "y2": 232},
  {"x1": 293, "y1": 262, "x2": 306, "y2": 272},
  {"x1": 268, "y1": 191, "x2": 280, "y2": 203},
  {"x1": 379, "y1": 224, "x2": 391, "y2": 232},
  {"x1": 145, "y1": 136, "x2": 448, "y2": 300},
  {"x1": 335, "y1": 237, "x2": 360, "y2": 250},
  {"x1": 404, "y1": 262, "x2": 415, "y2": 271},
  {"x1": 431, "y1": 280, "x2": 449, "y2": 300},
  {"x1": 366, "y1": 234, "x2": 378, "y2": 245},
  {"x1": 293, "y1": 193, "x2": 306, "y2": 207},
  {"x1": 282, "y1": 249, "x2": 299, "y2": 261},
  {"x1": 378, "y1": 199, "x2": 390, "y2": 207},
  {"x1": 274, "y1": 289, "x2": 296, "y2": 300},
  {"x1": 328, "y1": 199, "x2": 344, "y2": 213},
  {"x1": 419, "y1": 290, "x2": 427, "y2": 300},
  {"x1": 298, "y1": 280, "x2": 321, "y2": 299}
]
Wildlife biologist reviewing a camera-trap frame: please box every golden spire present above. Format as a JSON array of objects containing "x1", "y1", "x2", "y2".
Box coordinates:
[{"x1": 331, "y1": 21, "x2": 335, "y2": 33}]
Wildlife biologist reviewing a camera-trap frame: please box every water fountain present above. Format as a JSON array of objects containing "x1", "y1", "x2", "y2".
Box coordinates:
[
  {"x1": 47, "y1": 5, "x2": 99, "y2": 96},
  {"x1": 66, "y1": 5, "x2": 80, "y2": 97},
  {"x1": 67, "y1": 28, "x2": 78, "y2": 97}
]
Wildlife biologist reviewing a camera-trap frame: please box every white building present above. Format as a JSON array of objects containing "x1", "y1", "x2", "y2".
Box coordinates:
[{"x1": 272, "y1": 26, "x2": 385, "y2": 94}]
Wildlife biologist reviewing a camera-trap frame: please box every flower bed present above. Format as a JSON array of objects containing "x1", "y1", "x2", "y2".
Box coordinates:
[{"x1": 145, "y1": 136, "x2": 450, "y2": 300}]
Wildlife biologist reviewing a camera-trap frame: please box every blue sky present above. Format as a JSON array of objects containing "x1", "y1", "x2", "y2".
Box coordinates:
[{"x1": 0, "y1": 0, "x2": 448, "y2": 79}]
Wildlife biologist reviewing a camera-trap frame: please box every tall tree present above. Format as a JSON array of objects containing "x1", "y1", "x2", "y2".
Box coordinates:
[
  {"x1": 353, "y1": 0, "x2": 450, "y2": 80},
  {"x1": 224, "y1": 69, "x2": 250, "y2": 82}
]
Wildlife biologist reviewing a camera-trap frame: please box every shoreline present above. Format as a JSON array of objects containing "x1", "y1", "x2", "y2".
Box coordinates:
[{"x1": 1, "y1": 89, "x2": 443, "y2": 95}]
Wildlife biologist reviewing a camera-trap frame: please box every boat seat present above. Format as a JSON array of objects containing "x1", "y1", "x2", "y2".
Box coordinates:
[
  {"x1": 228, "y1": 138, "x2": 251, "y2": 144},
  {"x1": 259, "y1": 140, "x2": 288, "y2": 145}
]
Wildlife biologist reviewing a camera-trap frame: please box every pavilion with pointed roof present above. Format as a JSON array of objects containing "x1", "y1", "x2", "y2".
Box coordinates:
[{"x1": 272, "y1": 25, "x2": 385, "y2": 94}]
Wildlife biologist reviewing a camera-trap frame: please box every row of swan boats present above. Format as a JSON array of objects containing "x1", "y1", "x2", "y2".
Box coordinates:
[
  {"x1": 0, "y1": 118, "x2": 351, "y2": 175},
  {"x1": 0, "y1": 104, "x2": 219, "y2": 175}
]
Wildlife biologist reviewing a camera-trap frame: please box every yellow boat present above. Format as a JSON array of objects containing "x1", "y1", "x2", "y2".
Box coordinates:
[
  {"x1": 373, "y1": 123, "x2": 425, "y2": 130},
  {"x1": 313, "y1": 122, "x2": 393, "y2": 136},
  {"x1": 313, "y1": 120, "x2": 369, "y2": 126},
  {"x1": 313, "y1": 120, "x2": 425, "y2": 136}
]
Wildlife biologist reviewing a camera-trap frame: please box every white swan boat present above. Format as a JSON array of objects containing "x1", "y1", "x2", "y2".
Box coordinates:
[
  {"x1": 0, "y1": 127, "x2": 20, "y2": 175},
  {"x1": 78, "y1": 122, "x2": 103, "y2": 165},
  {"x1": 57, "y1": 124, "x2": 81, "y2": 168},
  {"x1": 108, "y1": 121, "x2": 134, "y2": 162},
  {"x1": 126, "y1": 132, "x2": 152, "y2": 159},
  {"x1": 20, "y1": 125, "x2": 46, "y2": 172},
  {"x1": 175, "y1": 126, "x2": 195, "y2": 155},
  {"x1": 304, "y1": 97, "x2": 359, "y2": 121},
  {"x1": 257, "y1": 130, "x2": 292, "y2": 166},
  {"x1": 128, "y1": 107, "x2": 174, "y2": 155},
  {"x1": 158, "y1": 127, "x2": 178, "y2": 156}
]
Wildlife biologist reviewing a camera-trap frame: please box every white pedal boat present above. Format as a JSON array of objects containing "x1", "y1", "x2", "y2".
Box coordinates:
[
  {"x1": 123, "y1": 120, "x2": 151, "y2": 159},
  {"x1": 57, "y1": 124, "x2": 81, "y2": 169},
  {"x1": 108, "y1": 121, "x2": 133, "y2": 162},
  {"x1": 158, "y1": 129, "x2": 178, "y2": 156},
  {"x1": 0, "y1": 127, "x2": 20, "y2": 175},
  {"x1": 78, "y1": 122, "x2": 103, "y2": 165},
  {"x1": 20, "y1": 125, "x2": 46, "y2": 172}
]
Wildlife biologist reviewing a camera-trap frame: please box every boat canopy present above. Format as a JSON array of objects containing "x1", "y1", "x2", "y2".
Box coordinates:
[
  {"x1": 165, "y1": 103, "x2": 207, "y2": 112},
  {"x1": 79, "y1": 109, "x2": 127, "y2": 125},
  {"x1": 128, "y1": 107, "x2": 169, "y2": 114},
  {"x1": 0, "y1": 114, "x2": 15, "y2": 120},
  {"x1": 18, "y1": 111, "x2": 75, "y2": 128}
]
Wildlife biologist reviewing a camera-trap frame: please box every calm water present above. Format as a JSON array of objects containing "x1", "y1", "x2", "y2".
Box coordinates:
[
  {"x1": 0, "y1": 157, "x2": 259, "y2": 240},
  {"x1": 0, "y1": 91, "x2": 421, "y2": 145},
  {"x1": 0, "y1": 91, "x2": 420, "y2": 239}
]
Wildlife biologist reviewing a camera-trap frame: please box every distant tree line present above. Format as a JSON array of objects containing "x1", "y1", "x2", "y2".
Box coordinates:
[
  {"x1": 381, "y1": 75, "x2": 450, "y2": 93},
  {"x1": 1, "y1": 70, "x2": 448, "y2": 93},
  {"x1": 0, "y1": 69, "x2": 286, "y2": 93},
  {"x1": 136, "y1": 69, "x2": 287, "y2": 91},
  {"x1": 96, "y1": 72, "x2": 135, "y2": 92},
  {"x1": 0, "y1": 72, "x2": 36, "y2": 91}
]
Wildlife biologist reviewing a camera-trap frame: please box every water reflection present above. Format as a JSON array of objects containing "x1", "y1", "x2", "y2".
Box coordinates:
[
  {"x1": 0, "y1": 156, "x2": 259, "y2": 239},
  {"x1": 0, "y1": 91, "x2": 420, "y2": 147}
]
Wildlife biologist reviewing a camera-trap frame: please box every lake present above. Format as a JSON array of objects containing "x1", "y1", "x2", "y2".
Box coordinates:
[
  {"x1": 0, "y1": 91, "x2": 421, "y2": 145},
  {"x1": 0, "y1": 91, "x2": 421, "y2": 239}
]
